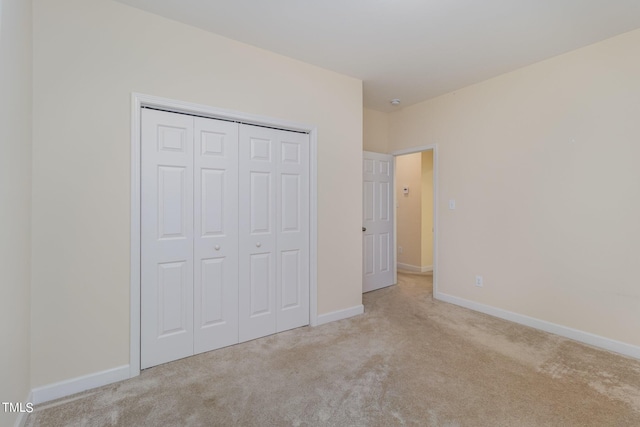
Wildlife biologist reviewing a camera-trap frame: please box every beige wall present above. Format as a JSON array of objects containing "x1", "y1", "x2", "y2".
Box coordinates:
[
  {"x1": 395, "y1": 153, "x2": 423, "y2": 268},
  {"x1": 396, "y1": 151, "x2": 434, "y2": 271},
  {"x1": 363, "y1": 108, "x2": 388, "y2": 152},
  {"x1": 389, "y1": 29, "x2": 640, "y2": 347},
  {"x1": 32, "y1": 0, "x2": 363, "y2": 388},
  {"x1": 421, "y1": 151, "x2": 434, "y2": 268},
  {"x1": 0, "y1": 0, "x2": 32, "y2": 425}
]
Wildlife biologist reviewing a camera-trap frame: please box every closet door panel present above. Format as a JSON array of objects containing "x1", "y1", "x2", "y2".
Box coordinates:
[
  {"x1": 141, "y1": 109, "x2": 194, "y2": 369},
  {"x1": 277, "y1": 131, "x2": 310, "y2": 331},
  {"x1": 194, "y1": 117, "x2": 240, "y2": 354},
  {"x1": 239, "y1": 126, "x2": 277, "y2": 342},
  {"x1": 249, "y1": 252, "x2": 272, "y2": 316}
]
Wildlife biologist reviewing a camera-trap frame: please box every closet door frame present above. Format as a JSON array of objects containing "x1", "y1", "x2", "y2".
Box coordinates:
[{"x1": 129, "y1": 93, "x2": 319, "y2": 378}]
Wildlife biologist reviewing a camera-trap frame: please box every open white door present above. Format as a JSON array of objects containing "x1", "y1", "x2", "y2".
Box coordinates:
[{"x1": 363, "y1": 151, "x2": 395, "y2": 292}]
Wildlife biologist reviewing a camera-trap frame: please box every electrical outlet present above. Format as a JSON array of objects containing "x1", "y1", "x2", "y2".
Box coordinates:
[
  {"x1": 475, "y1": 275, "x2": 483, "y2": 287},
  {"x1": 398, "y1": 246, "x2": 403, "y2": 254}
]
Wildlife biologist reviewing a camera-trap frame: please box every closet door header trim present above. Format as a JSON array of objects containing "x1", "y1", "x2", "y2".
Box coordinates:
[
  {"x1": 134, "y1": 93, "x2": 314, "y2": 133},
  {"x1": 141, "y1": 106, "x2": 308, "y2": 134}
]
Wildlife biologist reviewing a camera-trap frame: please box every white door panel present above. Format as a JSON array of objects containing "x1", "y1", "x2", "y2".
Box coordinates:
[
  {"x1": 281, "y1": 249, "x2": 301, "y2": 309},
  {"x1": 156, "y1": 261, "x2": 189, "y2": 335},
  {"x1": 199, "y1": 258, "x2": 224, "y2": 323},
  {"x1": 141, "y1": 109, "x2": 194, "y2": 369},
  {"x1": 193, "y1": 117, "x2": 239, "y2": 354},
  {"x1": 363, "y1": 151, "x2": 395, "y2": 293},
  {"x1": 239, "y1": 126, "x2": 309, "y2": 341},
  {"x1": 249, "y1": 252, "x2": 273, "y2": 316},
  {"x1": 239, "y1": 126, "x2": 277, "y2": 342},
  {"x1": 250, "y1": 172, "x2": 272, "y2": 233},
  {"x1": 277, "y1": 131, "x2": 309, "y2": 332}
]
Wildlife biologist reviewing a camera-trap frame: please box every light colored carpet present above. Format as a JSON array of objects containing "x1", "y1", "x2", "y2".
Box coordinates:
[{"x1": 27, "y1": 272, "x2": 640, "y2": 426}]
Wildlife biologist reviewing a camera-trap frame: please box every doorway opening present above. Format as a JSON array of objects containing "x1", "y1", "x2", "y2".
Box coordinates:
[{"x1": 392, "y1": 146, "x2": 438, "y2": 296}]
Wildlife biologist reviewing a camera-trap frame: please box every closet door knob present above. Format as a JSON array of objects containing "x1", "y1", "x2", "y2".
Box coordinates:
[
  {"x1": 214, "y1": 245, "x2": 220, "y2": 251},
  {"x1": 256, "y1": 242, "x2": 262, "y2": 247}
]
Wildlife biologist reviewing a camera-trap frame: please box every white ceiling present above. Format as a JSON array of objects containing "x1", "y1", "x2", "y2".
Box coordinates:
[{"x1": 116, "y1": 0, "x2": 640, "y2": 112}]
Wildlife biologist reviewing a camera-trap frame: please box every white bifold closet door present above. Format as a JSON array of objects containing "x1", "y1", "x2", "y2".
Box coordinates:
[
  {"x1": 141, "y1": 108, "x2": 309, "y2": 369},
  {"x1": 239, "y1": 125, "x2": 310, "y2": 342},
  {"x1": 141, "y1": 109, "x2": 196, "y2": 368},
  {"x1": 193, "y1": 117, "x2": 240, "y2": 355}
]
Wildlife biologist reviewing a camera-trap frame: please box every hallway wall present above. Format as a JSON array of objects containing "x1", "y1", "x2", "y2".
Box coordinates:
[
  {"x1": 395, "y1": 153, "x2": 423, "y2": 268},
  {"x1": 421, "y1": 151, "x2": 434, "y2": 270}
]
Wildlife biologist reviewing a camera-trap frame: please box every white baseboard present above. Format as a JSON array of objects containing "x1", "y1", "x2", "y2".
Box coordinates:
[
  {"x1": 13, "y1": 391, "x2": 33, "y2": 427},
  {"x1": 26, "y1": 305, "x2": 359, "y2": 406},
  {"x1": 435, "y1": 292, "x2": 640, "y2": 360},
  {"x1": 397, "y1": 263, "x2": 432, "y2": 273},
  {"x1": 315, "y1": 304, "x2": 364, "y2": 326},
  {"x1": 31, "y1": 365, "x2": 130, "y2": 405}
]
